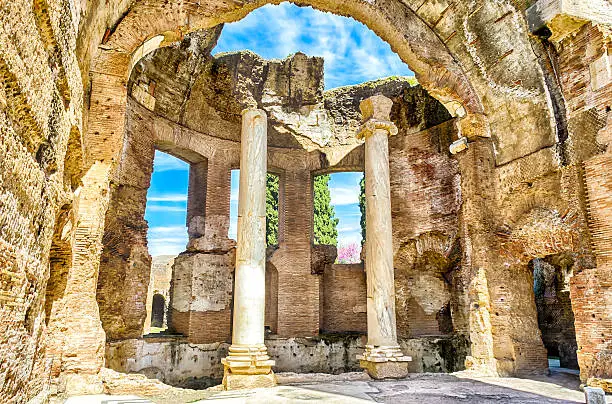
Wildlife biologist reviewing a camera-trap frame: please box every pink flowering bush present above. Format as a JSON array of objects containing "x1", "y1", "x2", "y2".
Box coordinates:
[{"x1": 337, "y1": 242, "x2": 361, "y2": 264}]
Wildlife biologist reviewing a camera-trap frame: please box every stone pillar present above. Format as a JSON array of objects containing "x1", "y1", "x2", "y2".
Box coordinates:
[
  {"x1": 356, "y1": 95, "x2": 411, "y2": 379},
  {"x1": 187, "y1": 160, "x2": 207, "y2": 239},
  {"x1": 169, "y1": 157, "x2": 235, "y2": 344},
  {"x1": 222, "y1": 108, "x2": 275, "y2": 389}
]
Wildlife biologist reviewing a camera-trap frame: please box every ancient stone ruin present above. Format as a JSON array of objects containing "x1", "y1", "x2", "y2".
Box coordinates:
[{"x1": 0, "y1": 0, "x2": 611, "y2": 402}]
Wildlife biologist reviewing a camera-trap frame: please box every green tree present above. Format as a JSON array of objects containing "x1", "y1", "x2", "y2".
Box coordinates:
[
  {"x1": 266, "y1": 173, "x2": 279, "y2": 246},
  {"x1": 313, "y1": 174, "x2": 339, "y2": 246},
  {"x1": 359, "y1": 175, "x2": 366, "y2": 245}
]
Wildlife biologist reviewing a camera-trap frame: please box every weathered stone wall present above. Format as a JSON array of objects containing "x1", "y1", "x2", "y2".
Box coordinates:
[
  {"x1": 552, "y1": 20, "x2": 612, "y2": 388},
  {"x1": 97, "y1": 107, "x2": 155, "y2": 341},
  {"x1": 0, "y1": 0, "x2": 85, "y2": 401},
  {"x1": 169, "y1": 251, "x2": 235, "y2": 344},
  {"x1": 388, "y1": 115, "x2": 460, "y2": 338},
  {"x1": 105, "y1": 334, "x2": 467, "y2": 387}
]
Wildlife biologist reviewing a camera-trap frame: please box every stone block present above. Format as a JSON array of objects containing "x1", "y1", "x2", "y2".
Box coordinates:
[
  {"x1": 590, "y1": 52, "x2": 612, "y2": 92},
  {"x1": 61, "y1": 374, "x2": 104, "y2": 396},
  {"x1": 584, "y1": 387, "x2": 606, "y2": 404},
  {"x1": 359, "y1": 360, "x2": 409, "y2": 379},
  {"x1": 222, "y1": 371, "x2": 277, "y2": 390}
]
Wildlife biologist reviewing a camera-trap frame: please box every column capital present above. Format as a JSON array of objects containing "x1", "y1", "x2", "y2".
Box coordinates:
[
  {"x1": 241, "y1": 107, "x2": 267, "y2": 119},
  {"x1": 360, "y1": 94, "x2": 393, "y2": 121},
  {"x1": 357, "y1": 118, "x2": 398, "y2": 140}
]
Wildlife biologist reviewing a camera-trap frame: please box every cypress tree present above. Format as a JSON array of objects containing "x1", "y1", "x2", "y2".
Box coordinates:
[
  {"x1": 313, "y1": 174, "x2": 338, "y2": 246},
  {"x1": 359, "y1": 175, "x2": 366, "y2": 245},
  {"x1": 266, "y1": 173, "x2": 279, "y2": 246}
]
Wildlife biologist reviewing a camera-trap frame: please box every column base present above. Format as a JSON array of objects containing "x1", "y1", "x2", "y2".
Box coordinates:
[
  {"x1": 221, "y1": 344, "x2": 276, "y2": 390},
  {"x1": 222, "y1": 370, "x2": 277, "y2": 390},
  {"x1": 357, "y1": 345, "x2": 412, "y2": 379}
]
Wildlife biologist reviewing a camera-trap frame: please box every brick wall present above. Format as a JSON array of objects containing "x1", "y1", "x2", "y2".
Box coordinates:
[
  {"x1": 320, "y1": 264, "x2": 367, "y2": 334},
  {"x1": 271, "y1": 169, "x2": 319, "y2": 337},
  {"x1": 556, "y1": 22, "x2": 612, "y2": 386}
]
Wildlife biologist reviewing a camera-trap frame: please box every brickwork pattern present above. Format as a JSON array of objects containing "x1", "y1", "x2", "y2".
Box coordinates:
[{"x1": 320, "y1": 264, "x2": 367, "y2": 333}]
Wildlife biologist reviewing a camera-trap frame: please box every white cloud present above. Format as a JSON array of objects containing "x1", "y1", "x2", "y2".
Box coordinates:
[
  {"x1": 213, "y1": 3, "x2": 414, "y2": 89},
  {"x1": 330, "y1": 186, "x2": 360, "y2": 206},
  {"x1": 146, "y1": 205, "x2": 187, "y2": 213},
  {"x1": 148, "y1": 194, "x2": 188, "y2": 202},
  {"x1": 148, "y1": 235, "x2": 188, "y2": 257},
  {"x1": 338, "y1": 225, "x2": 360, "y2": 233},
  {"x1": 153, "y1": 151, "x2": 189, "y2": 172},
  {"x1": 149, "y1": 226, "x2": 186, "y2": 234}
]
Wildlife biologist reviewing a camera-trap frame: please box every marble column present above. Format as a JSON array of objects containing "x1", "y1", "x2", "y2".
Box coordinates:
[
  {"x1": 222, "y1": 108, "x2": 276, "y2": 389},
  {"x1": 356, "y1": 95, "x2": 411, "y2": 379}
]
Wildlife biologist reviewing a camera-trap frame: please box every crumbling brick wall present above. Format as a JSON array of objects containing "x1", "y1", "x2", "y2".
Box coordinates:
[
  {"x1": 553, "y1": 21, "x2": 612, "y2": 387},
  {"x1": 97, "y1": 110, "x2": 155, "y2": 340}
]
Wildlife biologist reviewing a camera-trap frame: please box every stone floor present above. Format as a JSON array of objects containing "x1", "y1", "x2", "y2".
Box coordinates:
[{"x1": 64, "y1": 371, "x2": 612, "y2": 404}]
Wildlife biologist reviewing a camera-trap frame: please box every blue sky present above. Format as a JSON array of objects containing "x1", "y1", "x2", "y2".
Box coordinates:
[
  {"x1": 145, "y1": 4, "x2": 413, "y2": 256},
  {"x1": 213, "y1": 3, "x2": 413, "y2": 88}
]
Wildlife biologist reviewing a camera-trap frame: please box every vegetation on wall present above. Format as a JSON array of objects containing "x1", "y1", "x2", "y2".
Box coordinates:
[
  {"x1": 313, "y1": 174, "x2": 339, "y2": 246},
  {"x1": 266, "y1": 173, "x2": 279, "y2": 246},
  {"x1": 359, "y1": 176, "x2": 366, "y2": 245}
]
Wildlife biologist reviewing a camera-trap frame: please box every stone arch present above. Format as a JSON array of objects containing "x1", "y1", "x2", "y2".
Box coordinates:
[
  {"x1": 500, "y1": 207, "x2": 582, "y2": 264},
  {"x1": 86, "y1": 0, "x2": 558, "y2": 168},
  {"x1": 76, "y1": 0, "x2": 560, "y2": 373},
  {"x1": 500, "y1": 206, "x2": 585, "y2": 374},
  {"x1": 95, "y1": 0, "x2": 482, "y2": 114},
  {"x1": 488, "y1": 206, "x2": 584, "y2": 376}
]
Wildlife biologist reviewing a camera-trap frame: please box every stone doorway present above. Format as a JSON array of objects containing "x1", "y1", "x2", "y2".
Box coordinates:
[
  {"x1": 531, "y1": 254, "x2": 579, "y2": 371},
  {"x1": 151, "y1": 294, "x2": 166, "y2": 329}
]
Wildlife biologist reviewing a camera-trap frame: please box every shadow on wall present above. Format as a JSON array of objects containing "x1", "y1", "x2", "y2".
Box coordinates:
[{"x1": 531, "y1": 254, "x2": 579, "y2": 370}]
